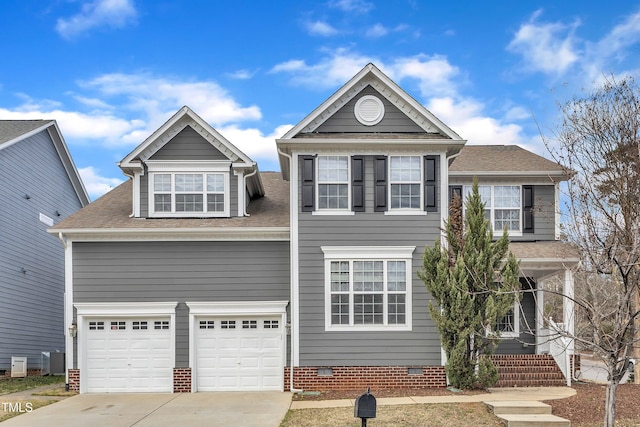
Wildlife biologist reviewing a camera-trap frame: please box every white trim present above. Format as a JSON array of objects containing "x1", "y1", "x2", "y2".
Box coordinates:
[
  {"x1": 321, "y1": 246, "x2": 415, "y2": 259},
  {"x1": 291, "y1": 154, "x2": 300, "y2": 367},
  {"x1": 536, "y1": 281, "x2": 545, "y2": 354},
  {"x1": 75, "y1": 302, "x2": 177, "y2": 394},
  {"x1": 50, "y1": 227, "x2": 290, "y2": 242},
  {"x1": 64, "y1": 240, "x2": 73, "y2": 386},
  {"x1": 316, "y1": 155, "x2": 351, "y2": 212},
  {"x1": 496, "y1": 300, "x2": 521, "y2": 338},
  {"x1": 235, "y1": 170, "x2": 244, "y2": 217},
  {"x1": 132, "y1": 172, "x2": 141, "y2": 217},
  {"x1": 463, "y1": 184, "x2": 523, "y2": 236},
  {"x1": 555, "y1": 182, "x2": 561, "y2": 240},
  {"x1": 312, "y1": 210, "x2": 355, "y2": 216},
  {"x1": 321, "y1": 246, "x2": 415, "y2": 332},
  {"x1": 147, "y1": 170, "x2": 231, "y2": 218},
  {"x1": 186, "y1": 301, "x2": 288, "y2": 392},
  {"x1": 383, "y1": 210, "x2": 427, "y2": 216},
  {"x1": 354, "y1": 95, "x2": 385, "y2": 126},
  {"x1": 145, "y1": 160, "x2": 231, "y2": 172},
  {"x1": 389, "y1": 155, "x2": 423, "y2": 211}
]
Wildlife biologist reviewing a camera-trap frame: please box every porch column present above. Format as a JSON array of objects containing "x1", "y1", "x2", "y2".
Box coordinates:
[
  {"x1": 562, "y1": 268, "x2": 575, "y2": 353},
  {"x1": 536, "y1": 279, "x2": 545, "y2": 354}
]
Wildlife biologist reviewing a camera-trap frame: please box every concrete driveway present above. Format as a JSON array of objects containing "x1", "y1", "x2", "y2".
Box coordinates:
[{"x1": 1, "y1": 392, "x2": 292, "y2": 427}]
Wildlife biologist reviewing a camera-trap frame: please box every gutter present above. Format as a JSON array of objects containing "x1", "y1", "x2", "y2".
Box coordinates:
[{"x1": 242, "y1": 166, "x2": 259, "y2": 216}]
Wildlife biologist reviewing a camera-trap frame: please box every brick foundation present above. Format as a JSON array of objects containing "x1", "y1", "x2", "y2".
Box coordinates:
[
  {"x1": 173, "y1": 368, "x2": 191, "y2": 393},
  {"x1": 284, "y1": 366, "x2": 447, "y2": 391},
  {"x1": 491, "y1": 354, "x2": 567, "y2": 387},
  {"x1": 3, "y1": 369, "x2": 42, "y2": 378},
  {"x1": 68, "y1": 369, "x2": 80, "y2": 391}
]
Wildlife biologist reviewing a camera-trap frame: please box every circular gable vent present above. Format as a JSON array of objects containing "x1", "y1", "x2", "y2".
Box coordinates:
[{"x1": 354, "y1": 95, "x2": 385, "y2": 126}]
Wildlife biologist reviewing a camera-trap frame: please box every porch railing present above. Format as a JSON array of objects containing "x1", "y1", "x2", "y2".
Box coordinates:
[{"x1": 548, "y1": 318, "x2": 572, "y2": 386}]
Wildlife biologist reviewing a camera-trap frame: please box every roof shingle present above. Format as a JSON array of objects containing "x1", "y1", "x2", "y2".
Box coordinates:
[{"x1": 449, "y1": 145, "x2": 565, "y2": 176}]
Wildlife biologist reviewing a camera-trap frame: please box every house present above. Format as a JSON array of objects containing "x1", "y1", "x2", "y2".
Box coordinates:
[
  {"x1": 50, "y1": 63, "x2": 579, "y2": 393},
  {"x1": 0, "y1": 120, "x2": 89, "y2": 376}
]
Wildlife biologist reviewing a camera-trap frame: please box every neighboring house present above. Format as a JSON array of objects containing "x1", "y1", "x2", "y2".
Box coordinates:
[
  {"x1": 51, "y1": 64, "x2": 578, "y2": 393},
  {"x1": 0, "y1": 120, "x2": 89, "y2": 375}
]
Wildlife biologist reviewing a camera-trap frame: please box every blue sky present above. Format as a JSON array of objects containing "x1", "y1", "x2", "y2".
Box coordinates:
[{"x1": 2, "y1": 0, "x2": 640, "y2": 199}]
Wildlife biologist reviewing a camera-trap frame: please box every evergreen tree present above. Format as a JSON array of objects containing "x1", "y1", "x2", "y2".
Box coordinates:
[{"x1": 419, "y1": 179, "x2": 520, "y2": 389}]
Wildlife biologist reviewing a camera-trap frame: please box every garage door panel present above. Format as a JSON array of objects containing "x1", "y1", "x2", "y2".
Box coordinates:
[
  {"x1": 195, "y1": 316, "x2": 283, "y2": 391},
  {"x1": 85, "y1": 317, "x2": 173, "y2": 393}
]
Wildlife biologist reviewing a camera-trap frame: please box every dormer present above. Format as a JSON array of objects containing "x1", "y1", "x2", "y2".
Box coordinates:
[{"x1": 118, "y1": 106, "x2": 263, "y2": 219}]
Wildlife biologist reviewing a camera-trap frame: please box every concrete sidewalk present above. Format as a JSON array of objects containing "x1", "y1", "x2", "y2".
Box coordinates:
[{"x1": 289, "y1": 386, "x2": 576, "y2": 409}]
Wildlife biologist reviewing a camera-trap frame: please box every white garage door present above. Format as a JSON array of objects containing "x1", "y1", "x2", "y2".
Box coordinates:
[
  {"x1": 85, "y1": 318, "x2": 173, "y2": 393},
  {"x1": 195, "y1": 316, "x2": 283, "y2": 391}
]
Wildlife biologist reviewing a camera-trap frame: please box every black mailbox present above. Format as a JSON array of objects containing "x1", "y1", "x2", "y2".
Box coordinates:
[{"x1": 354, "y1": 388, "x2": 376, "y2": 426}]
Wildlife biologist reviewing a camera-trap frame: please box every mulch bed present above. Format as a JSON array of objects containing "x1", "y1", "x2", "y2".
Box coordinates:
[
  {"x1": 545, "y1": 382, "x2": 640, "y2": 425},
  {"x1": 293, "y1": 382, "x2": 640, "y2": 425}
]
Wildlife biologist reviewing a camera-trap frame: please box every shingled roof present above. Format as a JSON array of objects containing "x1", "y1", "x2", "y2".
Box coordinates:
[
  {"x1": 50, "y1": 172, "x2": 289, "y2": 234},
  {"x1": 0, "y1": 120, "x2": 54, "y2": 146},
  {"x1": 449, "y1": 145, "x2": 567, "y2": 179}
]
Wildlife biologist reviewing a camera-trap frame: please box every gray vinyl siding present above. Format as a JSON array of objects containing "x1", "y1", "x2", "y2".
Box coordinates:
[
  {"x1": 72, "y1": 241, "x2": 290, "y2": 367},
  {"x1": 298, "y1": 213, "x2": 443, "y2": 366},
  {"x1": 0, "y1": 130, "x2": 84, "y2": 370},
  {"x1": 139, "y1": 167, "x2": 239, "y2": 218},
  {"x1": 495, "y1": 279, "x2": 536, "y2": 354},
  {"x1": 149, "y1": 126, "x2": 228, "y2": 160},
  {"x1": 313, "y1": 86, "x2": 425, "y2": 134}
]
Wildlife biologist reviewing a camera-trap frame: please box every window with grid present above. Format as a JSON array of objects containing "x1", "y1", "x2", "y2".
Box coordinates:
[
  {"x1": 390, "y1": 156, "x2": 421, "y2": 209},
  {"x1": 494, "y1": 301, "x2": 519, "y2": 337},
  {"x1": 464, "y1": 185, "x2": 521, "y2": 233},
  {"x1": 151, "y1": 172, "x2": 227, "y2": 216},
  {"x1": 328, "y1": 259, "x2": 408, "y2": 328},
  {"x1": 317, "y1": 156, "x2": 349, "y2": 210}
]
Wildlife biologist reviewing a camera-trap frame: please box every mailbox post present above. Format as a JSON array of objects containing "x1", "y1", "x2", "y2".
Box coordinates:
[{"x1": 354, "y1": 388, "x2": 376, "y2": 427}]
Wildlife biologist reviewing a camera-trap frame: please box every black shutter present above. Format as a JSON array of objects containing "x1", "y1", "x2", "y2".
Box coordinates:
[
  {"x1": 374, "y1": 156, "x2": 387, "y2": 212},
  {"x1": 523, "y1": 185, "x2": 534, "y2": 233},
  {"x1": 301, "y1": 156, "x2": 315, "y2": 212},
  {"x1": 351, "y1": 156, "x2": 365, "y2": 212},
  {"x1": 424, "y1": 155, "x2": 439, "y2": 212}
]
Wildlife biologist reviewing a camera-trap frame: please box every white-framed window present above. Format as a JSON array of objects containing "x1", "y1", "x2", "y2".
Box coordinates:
[
  {"x1": 494, "y1": 301, "x2": 520, "y2": 338},
  {"x1": 317, "y1": 155, "x2": 349, "y2": 210},
  {"x1": 390, "y1": 156, "x2": 421, "y2": 210},
  {"x1": 146, "y1": 161, "x2": 231, "y2": 218},
  {"x1": 464, "y1": 185, "x2": 521, "y2": 234},
  {"x1": 322, "y1": 246, "x2": 415, "y2": 331}
]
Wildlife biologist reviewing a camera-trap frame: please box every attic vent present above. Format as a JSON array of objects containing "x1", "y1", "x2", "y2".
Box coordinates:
[{"x1": 354, "y1": 95, "x2": 385, "y2": 126}]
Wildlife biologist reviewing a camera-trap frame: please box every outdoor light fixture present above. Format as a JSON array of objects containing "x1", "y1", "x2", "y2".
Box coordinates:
[
  {"x1": 68, "y1": 324, "x2": 77, "y2": 338},
  {"x1": 23, "y1": 194, "x2": 31, "y2": 200}
]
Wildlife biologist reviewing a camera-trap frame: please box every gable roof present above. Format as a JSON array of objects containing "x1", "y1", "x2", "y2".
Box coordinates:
[
  {"x1": 0, "y1": 120, "x2": 90, "y2": 206},
  {"x1": 119, "y1": 106, "x2": 255, "y2": 169},
  {"x1": 49, "y1": 172, "x2": 289, "y2": 240},
  {"x1": 449, "y1": 145, "x2": 568, "y2": 180},
  {"x1": 118, "y1": 105, "x2": 263, "y2": 197},
  {"x1": 276, "y1": 63, "x2": 466, "y2": 179}
]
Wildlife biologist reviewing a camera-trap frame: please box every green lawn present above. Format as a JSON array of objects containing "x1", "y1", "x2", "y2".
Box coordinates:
[{"x1": 0, "y1": 375, "x2": 65, "y2": 395}]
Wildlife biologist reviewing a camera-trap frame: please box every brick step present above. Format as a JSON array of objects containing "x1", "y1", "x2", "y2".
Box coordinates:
[
  {"x1": 486, "y1": 400, "x2": 552, "y2": 415},
  {"x1": 495, "y1": 379, "x2": 567, "y2": 387},
  {"x1": 490, "y1": 355, "x2": 567, "y2": 387}
]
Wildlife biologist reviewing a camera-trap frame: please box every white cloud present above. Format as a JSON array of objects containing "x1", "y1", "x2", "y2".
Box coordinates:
[
  {"x1": 328, "y1": 0, "x2": 373, "y2": 14},
  {"x1": 80, "y1": 73, "x2": 262, "y2": 142},
  {"x1": 507, "y1": 10, "x2": 580, "y2": 75},
  {"x1": 0, "y1": 105, "x2": 142, "y2": 145},
  {"x1": 390, "y1": 54, "x2": 461, "y2": 98},
  {"x1": 365, "y1": 23, "x2": 388, "y2": 38},
  {"x1": 218, "y1": 124, "x2": 293, "y2": 167},
  {"x1": 226, "y1": 69, "x2": 257, "y2": 80},
  {"x1": 78, "y1": 166, "x2": 124, "y2": 199},
  {"x1": 56, "y1": 0, "x2": 137, "y2": 39},
  {"x1": 304, "y1": 20, "x2": 339, "y2": 37},
  {"x1": 270, "y1": 49, "x2": 372, "y2": 88}
]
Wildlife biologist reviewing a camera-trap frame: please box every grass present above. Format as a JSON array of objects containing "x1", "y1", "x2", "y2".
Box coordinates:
[
  {"x1": 280, "y1": 403, "x2": 504, "y2": 427},
  {"x1": 0, "y1": 375, "x2": 65, "y2": 396},
  {"x1": 0, "y1": 400, "x2": 58, "y2": 422}
]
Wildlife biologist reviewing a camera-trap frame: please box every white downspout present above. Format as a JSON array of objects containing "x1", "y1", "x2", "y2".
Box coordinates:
[
  {"x1": 57, "y1": 233, "x2": 73, "y2": 390},
  {"x1": 278, "y1": 147, "x2": 303, "y2": 393},
  {"x1": 242, "y1": 167, "x2": 258, "y2": 217}
]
